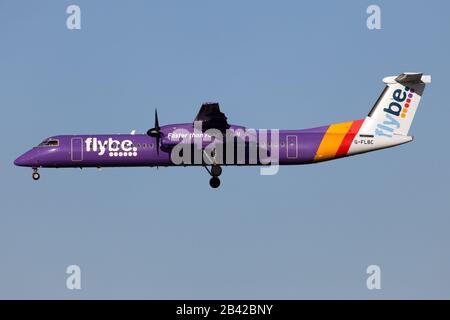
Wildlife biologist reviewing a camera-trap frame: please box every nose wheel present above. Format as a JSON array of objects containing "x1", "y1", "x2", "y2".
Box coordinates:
[
  {"x1": 32, "y1": 169, "x2": 40, "y2": 181},
  {"x1": 205, "y1": 164, "x2": 222, "y2": 188},
  {"x1": 209, "y1": 177, "x2": 221, "y2": 188}
]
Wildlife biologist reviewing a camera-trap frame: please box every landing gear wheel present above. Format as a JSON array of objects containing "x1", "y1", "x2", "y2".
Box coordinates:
[
  {"x1": 209, "y1": 177, "x2": 221, "y2": 188},
  {"x1": 32, "y1": 172, "x2": 40, "y2": 181},
  {"x1": 211, "y1": 165, "x2": 222, "y2": 177}
]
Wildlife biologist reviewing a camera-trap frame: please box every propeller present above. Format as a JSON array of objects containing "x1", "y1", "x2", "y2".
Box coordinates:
[{"x1": 147, "y1": 109, "x2": 161, "y2": 155}]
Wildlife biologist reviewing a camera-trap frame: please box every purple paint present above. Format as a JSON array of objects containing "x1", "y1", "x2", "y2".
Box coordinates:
[
  {"x1": 71, "y1": 137, "x2": 83, "y2": 161},
  {"x1": 13, "y1": 122, "x2": 331, "y2": 168}
]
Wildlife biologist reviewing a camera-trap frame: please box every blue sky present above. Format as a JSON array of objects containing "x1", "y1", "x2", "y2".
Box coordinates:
[{"x1": 1, "y1": 0, "x2": 449, "y2": 299}]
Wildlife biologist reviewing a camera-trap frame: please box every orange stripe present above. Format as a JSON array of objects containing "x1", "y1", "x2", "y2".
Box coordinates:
[
  {"x1": 335, "y1": 119, "x2": 364, "y2": 157},
  {"x1": 314, "y1": 121, "x2": 353, "y2": 162}
]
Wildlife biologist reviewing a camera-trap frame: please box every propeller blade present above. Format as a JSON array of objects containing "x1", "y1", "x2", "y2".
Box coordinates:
[
  {"x1": 147, "y1": 108, "x2": 161, "y2": 137},
  {"x1": 155, "y1": 108, "x2": 159, "y2": 130},
  {"x1": 147, "y1": 108, "x2": 161, "y2": 155}
]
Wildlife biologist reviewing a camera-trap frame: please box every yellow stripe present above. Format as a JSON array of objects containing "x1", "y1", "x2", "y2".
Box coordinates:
[{"x1": 314, "y1": 121, "x2": 353, "y2": 161}]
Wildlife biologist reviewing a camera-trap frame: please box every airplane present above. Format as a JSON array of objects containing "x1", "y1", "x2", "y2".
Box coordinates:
[{"x1": 14, "y1": 72, "x2": 431, "y2": 188}]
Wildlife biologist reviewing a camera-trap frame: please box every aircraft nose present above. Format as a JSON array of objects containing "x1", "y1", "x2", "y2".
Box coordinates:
[{"x1": 14, "y1": 151, "x2": 34, "y2": 167}]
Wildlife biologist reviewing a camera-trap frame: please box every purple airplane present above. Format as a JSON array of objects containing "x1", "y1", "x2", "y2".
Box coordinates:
[{"x1": 15, "y1": 73, "x2": 430, "y2": 188}]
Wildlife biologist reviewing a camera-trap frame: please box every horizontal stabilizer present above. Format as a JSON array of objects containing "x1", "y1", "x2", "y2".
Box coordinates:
[{"x1": 383, "y1": 72, "x2": 431, "y2": 85}]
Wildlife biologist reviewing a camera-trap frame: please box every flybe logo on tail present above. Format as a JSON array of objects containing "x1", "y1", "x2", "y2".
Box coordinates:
[{"x1": 375, "y1": 86, "x2": 414, "y2": 137}]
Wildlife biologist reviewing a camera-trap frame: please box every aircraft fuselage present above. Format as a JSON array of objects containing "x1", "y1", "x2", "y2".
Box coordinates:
[{"x1": 14, "y1": 120, "x2": 412, "y2": 169}]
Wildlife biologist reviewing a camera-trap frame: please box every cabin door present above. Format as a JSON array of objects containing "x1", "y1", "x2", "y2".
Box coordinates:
[
  {"x1": 71, "y1": 137, "x2": 83, "y2": 161},
  {"x1": 286, "y1": 135, "x2": 298, "y2": 159}
]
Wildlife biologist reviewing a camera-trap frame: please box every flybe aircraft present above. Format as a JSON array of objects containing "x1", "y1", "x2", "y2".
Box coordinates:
[{"x1": 14, "y1": 72, "x2": 431, "y2": 188}]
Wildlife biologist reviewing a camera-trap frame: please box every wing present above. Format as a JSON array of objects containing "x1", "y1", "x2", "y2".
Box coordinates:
[{"x1": 194, "y1": 102, "x2": 230, "y2": 132}]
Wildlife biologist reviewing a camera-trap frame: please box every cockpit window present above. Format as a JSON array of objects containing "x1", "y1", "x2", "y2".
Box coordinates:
[{"x1": 38, "y1": 138, "x2": 59, "y2": 147}]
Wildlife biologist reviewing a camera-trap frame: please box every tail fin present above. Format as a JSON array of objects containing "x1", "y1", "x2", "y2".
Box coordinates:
[{"x1": 359, "y1": 72, "x2": 431, "y2": 137}]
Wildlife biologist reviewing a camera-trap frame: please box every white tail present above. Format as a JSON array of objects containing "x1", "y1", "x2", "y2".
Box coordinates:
[{"x1": 359, "y1": 72, "x2": 431, "y2": 137}]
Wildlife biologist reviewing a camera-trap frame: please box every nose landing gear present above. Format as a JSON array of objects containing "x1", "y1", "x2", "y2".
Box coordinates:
[
  {"x1": 205, "y1": 164, "x2": 222, "y2": 188},
  {"x1": 209, "y1": 176, "x2": 221, "y2": 188},
  {"x1": 32, "y1": 168, "x2": 40, "y2": 181},
  {"x1": 211, "y1": 164, "x2": 222, "y2": 177}
]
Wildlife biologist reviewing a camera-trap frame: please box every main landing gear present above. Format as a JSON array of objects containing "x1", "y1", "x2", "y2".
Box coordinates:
[
  {"x1": 205, "y1": 164, "x2": 222, "y2": 189},
  {"x1": 32, "y1": 168, "x2": 40, "y2": 181}
]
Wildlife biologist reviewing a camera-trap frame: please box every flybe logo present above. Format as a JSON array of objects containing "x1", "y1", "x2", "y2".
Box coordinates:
[
  {"x1": 375, "y1": 86, "x2": 415, "y2": 138},
  {"x1": 85, "y1": 137, "x2": 138, "y2": 157}
]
